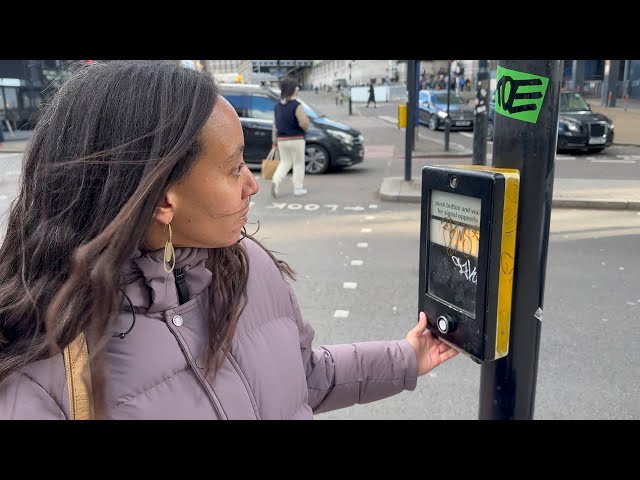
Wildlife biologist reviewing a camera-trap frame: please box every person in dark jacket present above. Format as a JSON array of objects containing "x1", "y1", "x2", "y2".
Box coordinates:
[
  {"x1": 0, "y1": 60, "x2": 458, "y2": 419},
  {"x1": 366, "y1": 82, "x2": 376, "y2": 108},
  {"x1": 271, "y1": 76, "x2": 310, "y2": 198}
]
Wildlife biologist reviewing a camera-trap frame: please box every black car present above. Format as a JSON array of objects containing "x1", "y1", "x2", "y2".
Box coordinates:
[
  {"x1": 219, "y1": 83, "x2": 364, "y2": 174},
  {"x1": 487, "y1": 90, "x2": 614, "y2": 153},
  {"x1": 417, "y1": 89, "x2": 475, "y2": 131}
]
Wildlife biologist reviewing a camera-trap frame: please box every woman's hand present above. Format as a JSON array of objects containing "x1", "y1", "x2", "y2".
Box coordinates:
[{"x1": 405, "y1": 312, "x2": 459, "y2": 376}]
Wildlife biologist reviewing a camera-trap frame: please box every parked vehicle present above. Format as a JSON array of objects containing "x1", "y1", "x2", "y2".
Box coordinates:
[
  {"x1": 219, "y1": 83, "x2": 364, "y2": 174},
  {"x1": 487, "y1": 90, "x2": 614, "y2": 153},
  {"x1": 417, "y1": 89, "x2": 475, "y2": 131}
]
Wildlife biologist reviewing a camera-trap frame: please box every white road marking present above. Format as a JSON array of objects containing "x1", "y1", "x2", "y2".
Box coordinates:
[
  {"x1": 369, "y1": 204, "x2": 378, "y2": 209},
  {"x1": 417, "y1": 132, "x2": 466, "y2": 151},
  {"x1": 361, "y1": 228, "x2": 372, "y2": 233},
  {"x1": 343, "y1": 282, "x2": 357, "y2": 289},
  {"x1": 351, "y1": 260, "x2": 363, "y2": 266},
  {"x1": 590, "y1": 159, "x2": 636, "y2": 164},
  {"x1": 365, "y1": 215, "x2": 376, "y2": 220},
  {"x1": 357, "y1": 242, "x2": 368, "y2": 248},
  {"x1": 334, "y1": 310, "x2": 349, "y2": 318},
  {"x1": 378, "y1": 115, "x2": 398, "y2": 124}
]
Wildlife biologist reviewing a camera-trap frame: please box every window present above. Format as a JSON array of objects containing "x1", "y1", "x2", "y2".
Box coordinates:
[
  {"x1": 251, "y1": 95, "x2": 276, "y2": 121},
  {"x1": 224, "y1": 94, "x2": 250, "y2": 118}
]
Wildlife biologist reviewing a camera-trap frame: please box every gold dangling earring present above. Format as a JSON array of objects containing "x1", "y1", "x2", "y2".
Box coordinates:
[{"x1": 163, "y1": 223, "x2": 175, "y2": 273}]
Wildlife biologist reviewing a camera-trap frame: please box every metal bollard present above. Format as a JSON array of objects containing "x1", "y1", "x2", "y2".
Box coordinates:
[
  {"x1": 444, "y1": 116, "x2": 451, "y2": 151},
  {"x1": 349, "y1": 97, "x2": 352, "y2": 115}
]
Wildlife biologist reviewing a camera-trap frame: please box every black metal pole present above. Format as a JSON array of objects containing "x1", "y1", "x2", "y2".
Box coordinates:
[
  {"x1": 414, "y1": 60, "x2": 421, "y2": 151},
  {"x1": 472, "y1": 60, "x2": 490, "y2": 165},
  {"x1": 444, "y1": 61, "x2": 451, "y2": 152},
  {"x1": 479, "y1": 60, "x2": 563, "y2": 420},
  {"x1": 607, "y1": 60, "x2": 621, "y2": 108},
  {"x1": 349, "y1": 96, "x2": 352, "y2": 115},
  {"x1": 405, "y1": 60, "x2": 416, "y2": 182},
  {"x1": 571, "y1": 60, "x2": 585, "y2": 94},
  {"x1": 623, "y1": 60, "x2": 630, "y2": 111}
]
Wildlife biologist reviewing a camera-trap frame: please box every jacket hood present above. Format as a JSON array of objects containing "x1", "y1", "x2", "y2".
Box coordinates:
[{"x1": 121, "y1": 247, "x2": 212, "y2": 314}]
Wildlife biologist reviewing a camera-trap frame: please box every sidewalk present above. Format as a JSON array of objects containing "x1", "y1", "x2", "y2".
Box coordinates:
[{"x1": 379, "y1": 176, "x2": 640, "y2": 211}]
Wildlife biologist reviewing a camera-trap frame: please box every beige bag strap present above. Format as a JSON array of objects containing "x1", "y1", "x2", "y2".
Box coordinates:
[
  {"x1": 266, "y1": 146, "x2": 277, "y2": 161},
  {"x1": 62, "y1": 332, "x2": 95, "y2": 420}
]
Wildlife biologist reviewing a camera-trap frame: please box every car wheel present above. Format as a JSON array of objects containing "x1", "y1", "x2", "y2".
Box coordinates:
[
  {"x1": 305, "y1": 144, "x2": 330, "y2": 174},
  {"x1": 428, "y1": 115, "x2": 439, "y2": 131},
  {"x1": 487, "y1": 122, "x2": 494, "y2": 142}
]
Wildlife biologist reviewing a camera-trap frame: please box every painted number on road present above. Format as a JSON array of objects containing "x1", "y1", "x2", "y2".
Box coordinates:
[{"x1": 265, "y1": 203, "x2": 375, "y2": 213}]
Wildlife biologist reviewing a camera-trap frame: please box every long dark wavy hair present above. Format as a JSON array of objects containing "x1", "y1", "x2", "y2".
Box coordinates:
[{"x1": 0, "y1": 60, "x2": 294, "y2": 417}]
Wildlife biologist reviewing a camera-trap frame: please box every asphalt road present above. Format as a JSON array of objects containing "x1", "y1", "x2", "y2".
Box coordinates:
[{"x1": 246, "y1": 167, "x2": 640, "y2": 420}]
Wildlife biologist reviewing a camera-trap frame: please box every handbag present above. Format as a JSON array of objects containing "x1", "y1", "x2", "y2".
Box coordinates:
[
  {"x1": 261, "y1": 145, "x2": 280, "y2": 180},
  {"x1": 63, "y1": 332, "x2": 95, "y2": 420}
]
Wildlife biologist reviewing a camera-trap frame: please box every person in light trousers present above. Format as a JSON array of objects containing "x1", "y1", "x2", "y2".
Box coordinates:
[{"x1": 271, "y1": 76, "x2": 311, "y2": 198}]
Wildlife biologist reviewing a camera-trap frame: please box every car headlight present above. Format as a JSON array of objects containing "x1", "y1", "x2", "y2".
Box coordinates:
[
  {"x1": 327, "y1": 129, "x2": 354, "y2": 145},
  {"x1": 560, "y1": 120, "x2": 581, "y2": 133},
  {"x1": 608, "y1": 121, "x2": 614, "y2": 130},
  {"x1": 437, "y1": 110, "x2": 448, "y2": 119},
  {"x1": 358, "y1": 134, "x2": 364, "y2": 142}
]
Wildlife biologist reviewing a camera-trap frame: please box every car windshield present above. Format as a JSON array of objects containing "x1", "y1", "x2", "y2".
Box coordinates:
[
  {"x1": 560, "y1": 92, "x2": 590, "y2": 112},
  {"x1": 297, "y1": 98, "x2": 323, "y2": 119},
  {"x1": 430, "y1": 93, "x2": 466, "y2": 105}
]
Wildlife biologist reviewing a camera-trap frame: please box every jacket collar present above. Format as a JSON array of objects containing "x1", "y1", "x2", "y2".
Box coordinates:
[{"x1": 120, "y1": 247, "x2": 212, "y2": 314}]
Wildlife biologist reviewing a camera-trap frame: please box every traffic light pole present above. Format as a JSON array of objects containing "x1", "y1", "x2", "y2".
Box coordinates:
[
  {"x1": 405, "y1": 60, "x2": 417, "y2": 181},
  {"x1": 444, "y1": 61, "x2": 451, "y2": 152},
  {"x1": 472, "y1": 60, "x2": 490, "y2": 165},
  {"x1": 479, "y1": 60, "x2": 563, "y2": 420}
]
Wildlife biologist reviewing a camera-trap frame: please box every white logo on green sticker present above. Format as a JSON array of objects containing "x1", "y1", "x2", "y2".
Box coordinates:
[{"x1": 495, "y1": 66, "x2": 549, "y2": 124}]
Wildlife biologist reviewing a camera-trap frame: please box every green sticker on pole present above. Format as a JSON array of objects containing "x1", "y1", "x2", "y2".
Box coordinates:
[{"x1": 495, "y1": 66, "x2": 549, "y2": 124}]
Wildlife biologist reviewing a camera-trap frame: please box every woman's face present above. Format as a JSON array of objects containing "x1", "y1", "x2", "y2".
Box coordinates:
[{"x1": 158, "y1": 96, "x2": 259, "y2": 249}]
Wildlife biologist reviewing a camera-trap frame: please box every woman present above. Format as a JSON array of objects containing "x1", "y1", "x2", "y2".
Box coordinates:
[
  {"x1": 270, "y1": 76, "x2": 310, "y2": 198},
  {"x1": 0, "y1": 61, "x2": 458, "y2": 419}
]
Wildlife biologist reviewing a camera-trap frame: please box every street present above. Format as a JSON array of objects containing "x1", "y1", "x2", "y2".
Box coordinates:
[
  {"x1": 334, "y1": 96, "x2": 640, "y2": 181},
  {"x1": 0, "y1": 90, "x2": 638, "y2": 420}
]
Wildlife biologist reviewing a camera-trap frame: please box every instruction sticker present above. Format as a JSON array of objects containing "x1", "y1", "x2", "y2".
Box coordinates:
[{"x1": 495, "y1": 66, "x2": 549, "y2": 124}]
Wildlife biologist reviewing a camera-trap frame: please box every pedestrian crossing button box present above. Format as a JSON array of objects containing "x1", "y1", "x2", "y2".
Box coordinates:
[{"x1": 418, "y1": 165, "x2": 520, "y2": 363}]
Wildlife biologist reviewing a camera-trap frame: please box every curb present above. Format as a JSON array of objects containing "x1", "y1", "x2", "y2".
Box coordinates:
[
  {"x1": 552, "y1": 199, "x2": 640, "y2": 210},
  {"x1": 379, "y1": 177, "x2": 640, "y2": 210}
]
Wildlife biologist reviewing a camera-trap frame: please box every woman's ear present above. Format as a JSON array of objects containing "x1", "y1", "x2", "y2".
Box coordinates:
[{"x1": 152, "y1": 190, "x2": 178, "y2": 225}]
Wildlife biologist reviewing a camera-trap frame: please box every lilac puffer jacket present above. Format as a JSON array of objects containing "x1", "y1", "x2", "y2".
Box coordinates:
[{"x1": 0, "y1": 238, "x2": 418, "y2": 419}]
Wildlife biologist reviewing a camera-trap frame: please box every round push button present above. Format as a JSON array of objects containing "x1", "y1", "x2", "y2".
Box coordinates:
[{"x1": 437, "y1": 315, "x2": 456, "y2": 334}]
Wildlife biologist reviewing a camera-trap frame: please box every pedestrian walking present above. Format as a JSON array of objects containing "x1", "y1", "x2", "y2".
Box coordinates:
[
  {"x1": 0, "y1": 60, "x2": 459, "y2": 419},
  {"x1": 335, "y1": 83, "x2": 344, "y2": 105},
  {"x1": 366, "y1": 82, "x2": 376, "y2": 108},
  {"x1": 271, "y1": 76, "x2": 310, "y2": 198}
]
